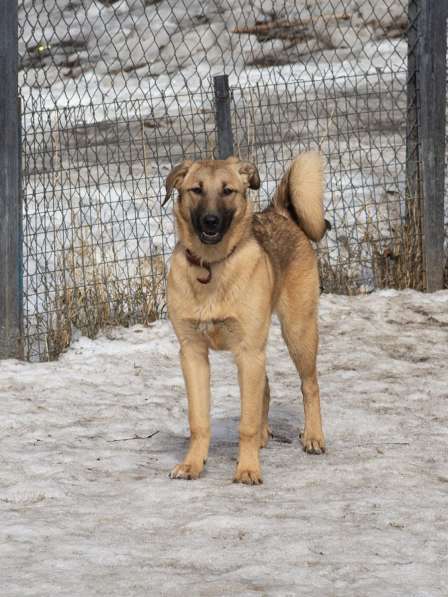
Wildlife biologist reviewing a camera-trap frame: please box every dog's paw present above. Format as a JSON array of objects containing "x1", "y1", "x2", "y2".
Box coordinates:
[
  {"x1": 169, "y1": 463, "x2": 202, "y2": 480},
  {"x1": 260, "y1": 425, "x2": 273, "y2": 449},
  {"x1": 300, "y1": 430, "x2": 326, "y2": 455},
  {"x1": 233, "y1": 466, "x2": 263, "y2": 485}
]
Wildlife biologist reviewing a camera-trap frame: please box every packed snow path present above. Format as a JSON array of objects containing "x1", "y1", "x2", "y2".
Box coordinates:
[{"x1": 1, "y1": 290, "x2": 448, "y2": 596}]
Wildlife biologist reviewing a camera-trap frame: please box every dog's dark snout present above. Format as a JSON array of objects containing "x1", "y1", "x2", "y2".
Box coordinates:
[
  {"x1": 201, "y1": 213, "x2": 220, "y2": 233},
  {"x1": 192, "y1": 203, "x2": 234, "y2": 244}
]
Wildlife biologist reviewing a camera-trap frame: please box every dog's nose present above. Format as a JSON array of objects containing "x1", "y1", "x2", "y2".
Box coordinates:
[{"x1": 201, "y1": 213, "x2": 220, "y2": 233}]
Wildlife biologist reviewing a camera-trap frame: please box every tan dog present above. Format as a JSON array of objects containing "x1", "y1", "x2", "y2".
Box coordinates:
[{"x1": 164, "y1": 152, "x2": 327, "y2": 484}]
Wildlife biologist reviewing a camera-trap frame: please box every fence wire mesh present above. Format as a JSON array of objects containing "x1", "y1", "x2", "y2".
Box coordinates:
[{"x1": 18, "y1": 0, "x2": 424, "y2": 360}]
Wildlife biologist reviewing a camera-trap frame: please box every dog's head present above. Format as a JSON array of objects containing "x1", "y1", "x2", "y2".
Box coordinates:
[{"x1": 164, "y1": 157, "x2": 260, "y2": 258}]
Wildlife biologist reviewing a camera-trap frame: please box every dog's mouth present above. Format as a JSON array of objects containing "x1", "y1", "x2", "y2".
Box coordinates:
[
  {"x1": 199, "y1": 231, "x2": 223, "y2": 245},
  {"x1": 191, "y1": 206, "x2": 235, "y2": 246}
]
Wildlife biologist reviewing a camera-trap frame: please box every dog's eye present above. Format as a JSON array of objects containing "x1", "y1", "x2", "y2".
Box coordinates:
[
  {"x1": 190, "y1": 187, "x2": 202, "y2": 195},
  {"x1": 223, "y1": 187, "x2": 234, "y2": 196}
]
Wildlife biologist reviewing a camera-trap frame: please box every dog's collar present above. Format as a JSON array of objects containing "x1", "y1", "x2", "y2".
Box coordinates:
[{"x1": 184, "y1": 246, "x2": 236, "y2": 284}]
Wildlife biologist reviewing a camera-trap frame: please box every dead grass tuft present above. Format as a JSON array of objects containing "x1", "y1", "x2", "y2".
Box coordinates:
[
  {"x1": 371, "y1": 192, "x2": 423, "y2": 291},
  {"x1": 45, "y1": 240, "x2": 165, "y2": 360}
]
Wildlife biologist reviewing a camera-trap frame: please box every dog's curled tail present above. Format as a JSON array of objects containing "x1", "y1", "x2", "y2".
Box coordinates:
[{"x1": 271, "y1": 151, "x2": 327, "y2": 242}]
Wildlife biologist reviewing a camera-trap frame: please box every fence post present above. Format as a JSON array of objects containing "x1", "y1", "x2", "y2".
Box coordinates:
[
  {"x1": 407, "y1": 0, "x2": 447, "y2": 291},
  {"x1": 405, "y1": 0, "x2": 419, "y2": 215},
  {"x1": 0, "y1": 0, "x2": 23, "y2": 359},
  {"x1": 214, "y1": 75, "x2": 234, "y2": 159}
]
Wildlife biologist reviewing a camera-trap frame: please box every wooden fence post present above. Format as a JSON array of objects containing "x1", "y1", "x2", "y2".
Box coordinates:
[
  {"x1": 408, "y1": 0, "x2": 447, "y2": 291},
  {"x1": 0, "y1": 0, "x2": 23, "y2": 359}
]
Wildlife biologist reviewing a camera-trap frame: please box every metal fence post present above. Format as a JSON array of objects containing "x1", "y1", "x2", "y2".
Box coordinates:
[
  {"x1": 214, "y1": 75, "x2": 234, "y2": 159},
  {"x1": 408, "y1": 0, "x2": 447, "y2": 291},
  {"x1": 0, "y1": 0, "x2": 23, "y2": 359}
]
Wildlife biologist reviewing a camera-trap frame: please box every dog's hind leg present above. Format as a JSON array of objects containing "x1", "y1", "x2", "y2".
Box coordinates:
[
  {"x1": 260, "y1": 376, "x2": 272, "y2": 448},
  {"x1": 169, "y1": 341, "x2": 211, "y2": 480},
  {"x1": 277, "y1": 277, "x2": 325, "y2": 455}
]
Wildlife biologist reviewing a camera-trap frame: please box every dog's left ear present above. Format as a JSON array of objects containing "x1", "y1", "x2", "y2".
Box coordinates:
[
  {"x1": 162, "y1": 160, "x2": 193, "y2": 206},
  {"x1": 235, "y1": 160, "x2": 260, "y2": 190}
]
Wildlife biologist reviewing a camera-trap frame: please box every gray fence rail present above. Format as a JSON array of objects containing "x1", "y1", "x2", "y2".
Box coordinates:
[{"x1": 0, "y1": 0, "x2": 446, "y2": 360}]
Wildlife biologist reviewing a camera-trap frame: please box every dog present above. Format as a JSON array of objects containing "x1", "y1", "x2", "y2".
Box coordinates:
[{"x1": 164, "y1": 151, "x2": 327, "y2": 484}]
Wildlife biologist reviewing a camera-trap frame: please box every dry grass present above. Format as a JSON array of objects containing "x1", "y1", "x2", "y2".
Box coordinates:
[
  {"x1": 371, "y1": 194, "x2": 423, "y2": 291},
  {"x1": 45, "y1": 239, "x2": 165, "y2": 360},
  {"x1": 42, "y1": 194, "x2": 424, "y2": 360},
  {"x1": 318, "y1": 190, "x2": 423, "y2": 294}
]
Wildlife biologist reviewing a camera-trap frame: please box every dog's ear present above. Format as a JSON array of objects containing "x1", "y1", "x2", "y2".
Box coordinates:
[
  {"x1": 240, "y1": 162, "x2": 260, "y2": 190},
  {"x1": 227, "y1": 158, "x2": 260, "y2": 190},
  {"x1": 162, "y1": 160, "x2": 193, "y2": 206}
]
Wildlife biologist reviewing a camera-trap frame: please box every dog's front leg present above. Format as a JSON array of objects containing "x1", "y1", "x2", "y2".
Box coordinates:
[
  {"x1": 233, "y1": 349, "x2": 266, "y2": 485},
  {"x1": 170, "y1": 341, "x2": 210, "y2": 480}
]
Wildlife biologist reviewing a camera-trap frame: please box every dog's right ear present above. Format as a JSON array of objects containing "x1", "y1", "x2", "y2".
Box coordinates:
[{"x1": 162, "y1": 160, "x2": 193, "y2": 206}]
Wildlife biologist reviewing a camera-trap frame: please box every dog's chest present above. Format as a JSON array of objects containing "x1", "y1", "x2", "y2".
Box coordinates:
[{"x1": 196, "y1": 318, "x2": 240, "y2": 351}]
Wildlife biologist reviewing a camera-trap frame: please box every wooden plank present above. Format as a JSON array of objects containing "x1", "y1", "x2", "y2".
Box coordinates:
[
  {"x1": 404, "y1": 0, "x2": 424, "y2": 290},
  {"x1": 418, "y1": 0, "x2": 447, "y2": 291},
  {"x1": 0, "y1": 0, "x2": 23, "y2": 359}
]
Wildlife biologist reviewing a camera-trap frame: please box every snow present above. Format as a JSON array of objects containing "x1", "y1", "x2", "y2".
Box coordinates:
[
  {"x1": 18, "y1": 1, "x2": 408, "y2": 117},
  {"x1": 1, "y1": 290, "x2": 448, "y2": 595},
  {"x1": 20, "y1": 40, "x2": 408, "y2": 126}
]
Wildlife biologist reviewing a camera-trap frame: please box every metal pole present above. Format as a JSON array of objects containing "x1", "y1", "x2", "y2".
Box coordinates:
[
  {"x1": 0, "y1": 0, "x2": 23, "y2": 359},
  {"x1": 214, "y1": 75, "x2": 234, "y2": 159}
]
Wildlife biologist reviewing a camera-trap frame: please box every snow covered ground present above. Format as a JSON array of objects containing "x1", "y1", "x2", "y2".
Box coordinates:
[
  {"x1": 1, "y1": 290, "x2": 448, "y2": 596},
  {"x1": 18, "y1": 0, "x2": 408, "y2": 115}
]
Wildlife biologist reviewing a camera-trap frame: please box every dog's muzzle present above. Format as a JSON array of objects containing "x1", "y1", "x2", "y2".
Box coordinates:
[{"x1": 191, "y1": 208, "x2": 235, "y2": 245}]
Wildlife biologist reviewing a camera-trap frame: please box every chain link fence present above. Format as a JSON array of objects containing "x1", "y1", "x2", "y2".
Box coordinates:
[{"x1": 15, "y1": 0, "x2": 445, "y2": 360}]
